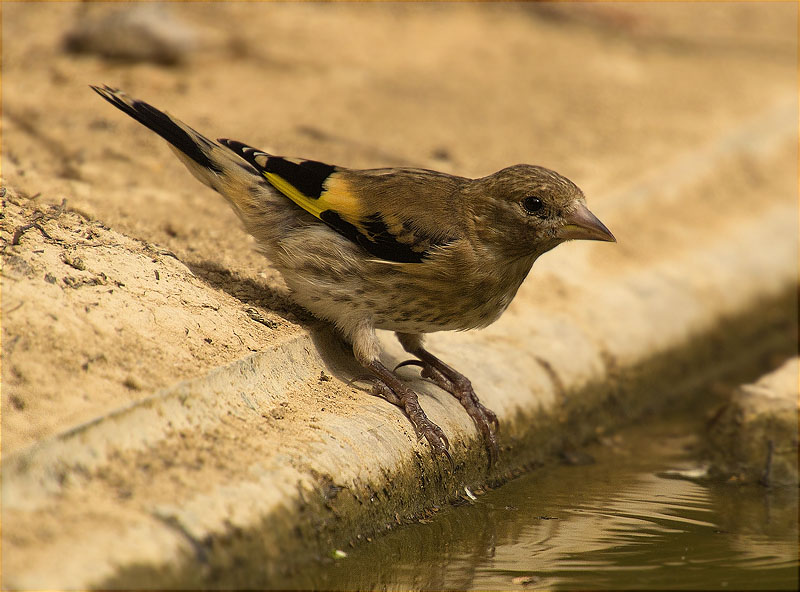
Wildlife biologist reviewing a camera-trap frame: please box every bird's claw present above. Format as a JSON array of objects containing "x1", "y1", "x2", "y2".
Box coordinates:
[
  {"x1": 399, "y1": 357, "x2": 500, "y2": 466},
  {"x1": 370, "y1": 380, "x2": 402, "y2": 406},
  {"x1": 394, "y1": 359, "x2": 426, "y2": 372},
  {"x1": 409, "y1": 408, "x2": 449, "y2": 451},
  {"x1": 370, "y1": 374, "x2": 454, "y2": 470},
  {"x1": 417, "y1": 417, "x2": 453, "y2": 470},
  {"x1": 440, "y1": 446, "x2": 455, "y2": 472},
  {"x1": 481, "y1": 404, "x2": 500, "y2": 432}
]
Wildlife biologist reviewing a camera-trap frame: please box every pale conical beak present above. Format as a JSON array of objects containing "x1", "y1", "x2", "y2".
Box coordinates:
[{"x1": 557, "y1": 202, "x2": 616, "y2": 242}]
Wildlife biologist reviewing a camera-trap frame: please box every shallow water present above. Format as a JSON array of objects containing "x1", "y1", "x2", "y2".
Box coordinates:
[{"x1": 297, "y1": 410, "x2": 798, "y2": 590}]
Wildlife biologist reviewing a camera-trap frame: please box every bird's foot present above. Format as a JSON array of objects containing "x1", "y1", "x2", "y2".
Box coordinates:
[
  {"x1": 370, "y1": 378, "x2": 453, "y2": 469},
  {"x1": 396, "y1": 359, "x2": 499, "y2": 465}
]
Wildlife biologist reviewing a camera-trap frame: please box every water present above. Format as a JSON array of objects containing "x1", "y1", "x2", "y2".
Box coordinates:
[{"x1": 298, "y1": 410, "x2": 798, "y2": 590}]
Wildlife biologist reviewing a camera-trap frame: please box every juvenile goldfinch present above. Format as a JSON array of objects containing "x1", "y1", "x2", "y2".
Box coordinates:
[{"x1": 92, "y1": 85, "x2": 615, "y2": 465}]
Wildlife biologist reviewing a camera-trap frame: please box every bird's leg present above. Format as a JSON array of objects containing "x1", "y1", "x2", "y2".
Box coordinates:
[
  {"x1": 396, "y1": 333, "x2": 499, "y2": 464},
  {"x1": 366, "y1": 359, "x2": 452, "y2": 465},
  {"x1": 349, "y1": 323, "x2": 451, "y2": 464}
]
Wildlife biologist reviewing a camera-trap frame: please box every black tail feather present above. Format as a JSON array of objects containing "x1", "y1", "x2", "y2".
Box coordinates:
[{"x1": 91, "y1": 85, "x2": 222, "y2": 173}]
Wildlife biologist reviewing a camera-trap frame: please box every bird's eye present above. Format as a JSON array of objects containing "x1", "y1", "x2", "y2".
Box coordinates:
[{"x1": 522, "y1": 196, "x2": 544, "y2": 214}]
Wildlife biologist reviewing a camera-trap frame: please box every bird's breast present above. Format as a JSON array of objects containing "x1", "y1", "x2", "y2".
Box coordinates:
[{"x1": 371, "y1": 257, "x2": 533, "y2": 333}]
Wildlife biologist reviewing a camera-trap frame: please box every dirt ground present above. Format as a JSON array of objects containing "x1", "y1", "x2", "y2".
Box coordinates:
[{"x1": 2, "y1": 1, "x2": 796, "y2": 457}]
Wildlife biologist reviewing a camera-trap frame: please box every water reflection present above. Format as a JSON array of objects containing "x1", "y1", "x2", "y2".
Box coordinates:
[{"x1": 297, "y1": 415, "x2": 798, "y2": 590}]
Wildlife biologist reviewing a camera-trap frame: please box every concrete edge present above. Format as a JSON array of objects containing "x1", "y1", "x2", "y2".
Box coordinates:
[{"x1": 3, "y1": 329, "x2": 330, "y2": 507}]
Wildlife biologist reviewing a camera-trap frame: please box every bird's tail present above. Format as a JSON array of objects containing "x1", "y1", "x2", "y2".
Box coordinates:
[{"x1": 91, "y1": 85, "x2": 262, "y2": 215}]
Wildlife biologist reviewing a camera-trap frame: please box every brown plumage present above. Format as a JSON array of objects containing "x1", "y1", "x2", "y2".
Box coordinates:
[{"x1": 92, "y1": 85, "x2": 615, "y2": 465}]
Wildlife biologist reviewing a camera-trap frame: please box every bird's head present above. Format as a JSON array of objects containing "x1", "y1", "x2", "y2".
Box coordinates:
[{"x1": 469, "y1": 164, "x2": 615, "y2": 260}]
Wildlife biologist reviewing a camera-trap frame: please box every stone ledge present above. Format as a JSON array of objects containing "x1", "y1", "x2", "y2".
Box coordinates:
[{"x1": 707, "y1": 357, "x2": 799, "y2": 488}]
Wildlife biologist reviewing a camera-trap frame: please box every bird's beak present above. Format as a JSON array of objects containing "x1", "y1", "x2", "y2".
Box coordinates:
[{"x1": 557, "y1": 202, "x2": 616, "y2": 242}]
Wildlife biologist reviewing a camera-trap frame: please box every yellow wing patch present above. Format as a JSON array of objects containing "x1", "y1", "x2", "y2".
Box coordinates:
[{"x1": 264, "y1": 171, "x2": 364, "y2": 227}]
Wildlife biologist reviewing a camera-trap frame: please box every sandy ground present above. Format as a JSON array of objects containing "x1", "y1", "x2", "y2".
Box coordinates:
[{"x1": 2, "y1": 1, "x2": 796, "y2": 457}]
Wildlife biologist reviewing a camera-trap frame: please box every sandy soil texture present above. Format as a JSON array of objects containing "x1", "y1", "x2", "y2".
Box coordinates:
[{"x1": 2, "y1": 2, "x2": 796, "y2": 455}]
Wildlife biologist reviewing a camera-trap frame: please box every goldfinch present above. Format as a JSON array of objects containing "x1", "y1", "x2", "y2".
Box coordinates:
[{"x1": 92, "y1": 85, "x2": 615, "y2": 466}]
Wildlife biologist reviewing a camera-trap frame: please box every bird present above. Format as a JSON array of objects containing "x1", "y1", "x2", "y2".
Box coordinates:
[{"x1": 91, "y1": 85, "x2": 615, "y2": 466}]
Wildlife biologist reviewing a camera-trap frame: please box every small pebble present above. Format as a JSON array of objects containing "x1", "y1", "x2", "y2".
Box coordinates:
[{"x1": 123, "y1": 375, "x2": 143, "y2": 390}]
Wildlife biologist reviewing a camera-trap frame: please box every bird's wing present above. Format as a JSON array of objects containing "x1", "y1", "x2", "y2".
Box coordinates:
[{"x1": 220, "y1": 140, "x2": 461, "y2": 263}]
